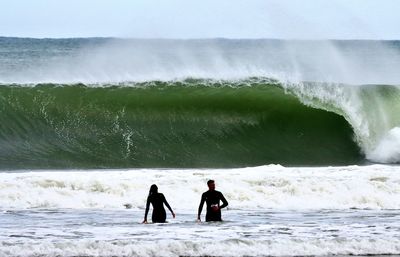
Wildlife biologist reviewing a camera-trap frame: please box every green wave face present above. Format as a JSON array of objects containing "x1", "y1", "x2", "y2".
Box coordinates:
[{"x1": 0, "y1": 80, "x2": 362, "y2": 169}]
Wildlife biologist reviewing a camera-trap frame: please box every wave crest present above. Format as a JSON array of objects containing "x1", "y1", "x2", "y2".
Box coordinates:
[{"x1": 0, "y1": 80, "x2": 361, "y2": 168}]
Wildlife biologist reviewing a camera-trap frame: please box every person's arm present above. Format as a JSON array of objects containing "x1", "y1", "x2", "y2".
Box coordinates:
[
  {"x1": 197, "y1": 193, "x2": 206, "y2": 221},
  {"x1": 162, "y1": 194, "x2": 175, "y2": 218},
  {"x1": 143, "y1": 196, "x2": 150, "y2": 223},
  {"x1": 219, "y1": 192, "x2": 228, "y2": 209}
]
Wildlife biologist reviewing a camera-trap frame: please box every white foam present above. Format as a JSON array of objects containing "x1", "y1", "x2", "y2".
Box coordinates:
[
  {"x1": 368, "y1": 127, "x2": 400, "y2": 163},
  {"x1": 1, "y1": 165, "x2": 400, "y2": 210},
  {"x1": 286, "y1": 82, "x2": 400, "y2": 164},
  {"x1": 1, "y1": 238, "x2": 400, "y2": 257}
]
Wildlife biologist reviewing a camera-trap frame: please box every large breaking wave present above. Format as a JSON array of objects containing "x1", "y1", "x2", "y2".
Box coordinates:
[
  {"x1": 0, "y1": 78, "x2": 399, "y2": 168},
  {"x1": 0, "y1": 79, "x2": 363, "y2": 168},
  {"x1": 1, "y1": 38, "x2": 400, "y2": 167}
]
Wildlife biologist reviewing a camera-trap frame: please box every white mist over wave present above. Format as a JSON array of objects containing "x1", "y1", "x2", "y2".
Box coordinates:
[
  {"x1": 1, "y1": 165, "x2": 400, "y2": 210},
  {"x1": 2, "y1": 39, "x2": 400, "y2": 85},
  {"x1": 59, "y1": 39, "x2": 400, "y2": 164}
]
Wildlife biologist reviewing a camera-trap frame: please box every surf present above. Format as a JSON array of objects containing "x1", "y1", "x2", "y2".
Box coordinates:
[
  {"x1": 0, "y1": 79, "x2": 363, "y2": 168},
  {"x1": 1, "y1": 38, "x2": 400, "y2": 167},
  {"x1": 1, "y1": 165, "x2": 400, "y2": 210}
]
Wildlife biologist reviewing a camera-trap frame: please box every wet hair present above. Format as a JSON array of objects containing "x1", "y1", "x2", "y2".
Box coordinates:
[
  {"x1": 207, "y1": 180, "x2": 214, "y2": 186},
  {"x1": 149, "y1": 184, "x2": 158, "y2": 196}
]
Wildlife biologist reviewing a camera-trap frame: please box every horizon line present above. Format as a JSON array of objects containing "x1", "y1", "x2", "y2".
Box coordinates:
[{"x1": 0, "y1": 36, "x2": 399, "y2": 41}]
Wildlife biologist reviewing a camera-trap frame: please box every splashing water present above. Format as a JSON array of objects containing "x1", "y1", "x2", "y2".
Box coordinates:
[{"x1": 1, "y1": 38, "x2": 400, "y2": 164}]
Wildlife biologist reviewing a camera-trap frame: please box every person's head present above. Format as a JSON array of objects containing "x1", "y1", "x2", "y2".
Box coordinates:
[
  {"x1": 149, "y1": 184, "x2": 158, "y2": 195},
  {"x1": 207, "y1": 180, "x2": 215, "y2": 191}
]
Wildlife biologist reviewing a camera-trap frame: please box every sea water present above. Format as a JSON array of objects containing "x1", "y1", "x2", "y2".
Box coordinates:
[
  {"x1": 1, "y1": 37, "x2": 400, "y2": 256},
  {"x1": 1, "y1": 165, "x2": 400, "y2": 256}
]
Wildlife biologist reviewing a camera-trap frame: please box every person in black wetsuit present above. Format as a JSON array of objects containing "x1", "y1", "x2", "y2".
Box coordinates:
[
  {"x1": 143, "y1": 184, "x2": 175, "y2": 223},
  {"x1": 197, "y1": 180, "x2": 228, "y2": 222}
]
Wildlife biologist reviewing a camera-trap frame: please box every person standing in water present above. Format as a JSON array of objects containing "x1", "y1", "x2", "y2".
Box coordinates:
[
  {"x1": 197, "y1": 180, "x2": 228, "y2": 222},
  {"x1": 143, "y1": 184, "x2": 175, "y2": 223}
]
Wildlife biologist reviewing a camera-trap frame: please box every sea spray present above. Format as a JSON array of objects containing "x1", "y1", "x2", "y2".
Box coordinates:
[
  {"x1": 1, "y1": 38, "x2": 400, "y2": 165},
  {"x1": 367, "y1": 127, "x2": 400, "y2": 163},
  {"x1": 286, "y1": 82, "x2": 400, "y2": 163},
  {"x1": 1, "y1": 38, "x2": 400, "y2": 85}
]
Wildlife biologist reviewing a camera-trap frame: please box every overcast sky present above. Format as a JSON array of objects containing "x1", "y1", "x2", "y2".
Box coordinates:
[{"x1": 0, "y1": 0, "x2": 399, "y2": 39}]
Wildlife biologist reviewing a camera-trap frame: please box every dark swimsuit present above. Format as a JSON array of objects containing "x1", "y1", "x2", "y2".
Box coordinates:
[
  {"x1": 144, "y1": 193, "x2": 173, "y2": 223},
  {"x1": 198, "y1": 190, "x2": 228, "y2": 222}
]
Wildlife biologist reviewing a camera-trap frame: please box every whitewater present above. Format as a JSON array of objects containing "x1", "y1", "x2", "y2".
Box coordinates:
[
  {"x1": 2, "y1": 165, "x2": 400, "y2": 256},
  {"x1": 1, "y1": 37, "x2": 400, "y2": 257}
]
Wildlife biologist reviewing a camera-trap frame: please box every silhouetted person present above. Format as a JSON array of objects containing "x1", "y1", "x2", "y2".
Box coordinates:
[
  {"x1": 197, "y1": 180, "x2": 228, "y2": 222},
  {"x1": 143, "y1": 184, "x2": 175, "y2": 223}
]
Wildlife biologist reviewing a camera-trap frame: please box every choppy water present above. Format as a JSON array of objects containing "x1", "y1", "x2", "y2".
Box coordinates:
[
  {"x1": 1, "y1": 165, "x2": 400, "y2": 256},
  {"x1": 1, "y1": 209, "x2": 400, "y2": 257},
  {"x1": 1, "y1": 37, "x2": 400, "y2": 256}
]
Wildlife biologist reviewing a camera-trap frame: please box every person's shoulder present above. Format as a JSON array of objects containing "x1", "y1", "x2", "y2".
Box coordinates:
[{"x1": 215, "y1": 190, "x2": 224, "y2": 196}]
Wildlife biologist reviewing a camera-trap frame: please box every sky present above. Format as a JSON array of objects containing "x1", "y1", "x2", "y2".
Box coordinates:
[{"x1": 0, "y1": 0, "x2": 399, "y2": 39}]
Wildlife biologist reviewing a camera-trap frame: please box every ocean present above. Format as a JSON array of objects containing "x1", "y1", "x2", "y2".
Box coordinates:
[{"x1": 0, "y1": 37, "x2": 400, "y2": 256}]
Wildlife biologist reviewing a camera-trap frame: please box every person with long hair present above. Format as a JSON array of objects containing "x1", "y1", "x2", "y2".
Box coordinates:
[{"x1": 143, "y1": 184, "x2": 175, "y2": 223}]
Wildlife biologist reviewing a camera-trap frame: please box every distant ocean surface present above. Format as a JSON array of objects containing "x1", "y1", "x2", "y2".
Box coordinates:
[{"x1": 0, "y1": 37, "x2": 400, "y2": 257}]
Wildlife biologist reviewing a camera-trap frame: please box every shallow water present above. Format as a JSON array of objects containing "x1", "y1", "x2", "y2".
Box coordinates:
[
  {"x1": 1, "y1": 208, "x2": 400, "y2": 256},
  {"x1": 2, "y1": 165, "x2": 400, "y2": 256}
]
